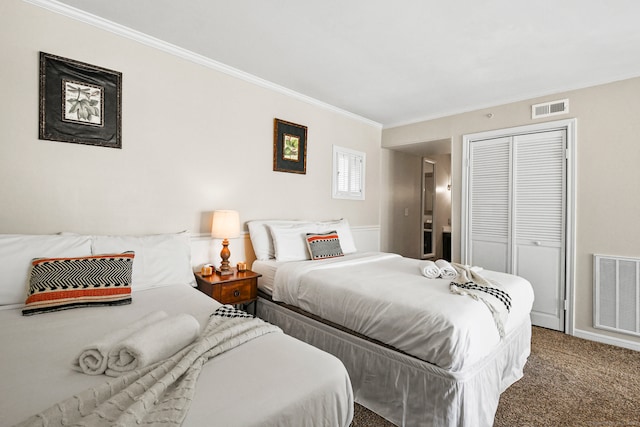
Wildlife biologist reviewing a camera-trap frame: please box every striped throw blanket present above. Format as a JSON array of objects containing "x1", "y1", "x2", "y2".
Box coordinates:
[
  {"x1": 17, "y1": 306, "x2": 281, "y2": 427},
  {"x1": 449, "y1": 263, "x2": 512, "y2": 338}
]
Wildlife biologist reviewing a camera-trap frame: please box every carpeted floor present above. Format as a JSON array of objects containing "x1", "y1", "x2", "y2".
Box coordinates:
[
  {"x1": 350, "y1": 327, "x2": 640, "y2": 426},
  {"x1": 351, "y1": 404, "x2": 395, "y2": 427}
]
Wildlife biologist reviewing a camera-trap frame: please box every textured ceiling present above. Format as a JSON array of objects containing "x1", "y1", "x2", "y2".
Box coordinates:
[{"x1": 47, "y1": 0, "x2": 640, "y2": 128}]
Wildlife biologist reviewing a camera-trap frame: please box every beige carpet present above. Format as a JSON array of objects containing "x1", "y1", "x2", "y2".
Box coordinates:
[
  {"x1": 351, "y1": 404, "x2": 395, "y2": 427},
  {"x1": 351, "y1": 327, "x2": 640, "y2": 426}
]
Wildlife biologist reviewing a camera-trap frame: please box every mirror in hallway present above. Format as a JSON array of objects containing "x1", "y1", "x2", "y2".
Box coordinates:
[{"x1": 422, "y1": 158, "x2": 435, "y2": 258}]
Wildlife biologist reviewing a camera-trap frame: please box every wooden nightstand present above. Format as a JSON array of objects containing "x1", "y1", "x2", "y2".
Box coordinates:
[{"x1": 194, "y1": 269, "x2": 261, "y2": 314}]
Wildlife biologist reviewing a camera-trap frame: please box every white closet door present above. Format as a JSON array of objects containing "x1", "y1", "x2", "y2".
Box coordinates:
[
  {"x1": 513, "y1": 130, "x2": 566, "y2": 330},
  {"x1": 468, "y1": 137, "x2": 512, "y2": 273},
  {"x1": 466, "y1": 129, "x2": 567, "y2": 331}
]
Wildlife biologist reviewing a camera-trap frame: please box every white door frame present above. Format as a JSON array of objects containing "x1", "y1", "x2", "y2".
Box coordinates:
[{"x1": 461, "y1": 118, "x2": 577, "y2": 335}]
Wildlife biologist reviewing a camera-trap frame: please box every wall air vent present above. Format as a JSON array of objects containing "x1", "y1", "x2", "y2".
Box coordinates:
[
  {"x1": 532, "y1": 99, "x2": 569, "y2": 119},
  {"x1": 594, "y1": 254, "x2": 640, "y2": 338}
]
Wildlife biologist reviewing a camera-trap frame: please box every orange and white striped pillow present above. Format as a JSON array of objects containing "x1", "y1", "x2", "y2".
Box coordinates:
[
  {"x1": 22, "y1": 252, "x2": 134, "y2": 316},
  {"x1": 305, "y1": 231, "x2": 344, "y2": 260}
]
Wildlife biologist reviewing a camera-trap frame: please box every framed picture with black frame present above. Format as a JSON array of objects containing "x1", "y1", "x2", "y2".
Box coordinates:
[
  {"x1": 273, "y1": 118, "x2": 307, "y2": 174},
  {"x1": 39, "y1": 52, "x2": 122, "y2": 148}
]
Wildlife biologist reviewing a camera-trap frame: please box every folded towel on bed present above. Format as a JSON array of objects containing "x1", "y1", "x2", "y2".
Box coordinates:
[
  {"x1": 105, "y1": 313, "x2": 200, "y2": 377},
  {"x1": 72, "y1": 310, "x2": 168, "y2": 375},
  {"x1": 18, "y1": 307, "x2": 281, "y2": 427},
  {"x1": 435, "y1": 259, "x2": 457, "y2": 279},
  {"x1": 418, "y1": 260, "x2": 440, "y2": 279}
]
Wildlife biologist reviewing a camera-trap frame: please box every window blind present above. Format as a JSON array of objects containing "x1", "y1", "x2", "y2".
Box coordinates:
[{"x1": 333, "y1": 146, "x2": 365, "y2": 200}]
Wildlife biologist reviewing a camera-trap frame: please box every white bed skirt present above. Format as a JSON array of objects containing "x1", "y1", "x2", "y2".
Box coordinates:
[{"x1": 257, "y1": 296, "x2": 531, "y2": 427}]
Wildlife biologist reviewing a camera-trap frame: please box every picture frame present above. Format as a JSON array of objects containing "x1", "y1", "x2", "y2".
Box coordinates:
[
  {"x1": 273, "y1": 118, "x2": 307, "y2": 174},
  {"x1": 39, "y1": 52, "x2": 122, "y2": 148}
]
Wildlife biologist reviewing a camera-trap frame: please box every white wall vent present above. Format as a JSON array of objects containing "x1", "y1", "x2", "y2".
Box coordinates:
[
  {"x1": 594, "y1": 254, "x2": 640, "y2": 337},
  {"x1": 532, "y1": 99, "x2": 569, "y2": 119}
]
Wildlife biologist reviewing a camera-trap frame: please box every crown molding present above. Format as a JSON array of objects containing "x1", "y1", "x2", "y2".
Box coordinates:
[{"x1": 24, "y1": 0, "x2": 382, "y2": 129}]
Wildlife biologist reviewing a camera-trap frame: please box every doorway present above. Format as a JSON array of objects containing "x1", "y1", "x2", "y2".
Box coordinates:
[{"x1": 383, "y1": 139, "x2": 451, "y2": 260}]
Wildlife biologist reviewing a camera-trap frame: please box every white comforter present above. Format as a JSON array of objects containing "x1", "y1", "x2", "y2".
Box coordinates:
[
  {"x1": 0, "y1": 284, "x2": 353, "y2": 427},
  {"x1": 272, "y1": 252, "x2": 534, "y2": 371}
]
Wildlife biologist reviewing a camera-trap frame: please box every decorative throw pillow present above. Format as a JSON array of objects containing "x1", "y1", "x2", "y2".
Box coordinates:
[
  {"x1": 0, "y1": 234, "x2": 92, "y2": 306},
  {"x1": 305, "y1": 231, "x2": 344, "y2": 260},
  {"x1": 22, "y1": 252, "x2": 135, "y2": 316},
  {"x1": 315, "y1": 218, "x2": 357, "y2": 254}
]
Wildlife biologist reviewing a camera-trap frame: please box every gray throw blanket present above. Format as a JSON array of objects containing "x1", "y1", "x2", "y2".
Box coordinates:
[
  {"x1": 17, "y1": 306, "x2": 281, "y2": 427},
  {"x1": 449, "y1": 263, "x2": 512, "y2": 338}
]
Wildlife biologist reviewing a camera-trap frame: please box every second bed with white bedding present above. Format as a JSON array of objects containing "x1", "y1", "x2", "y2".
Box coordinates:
[{"x1": 255, "y1": 252, "x2": 534, "y2": 371}]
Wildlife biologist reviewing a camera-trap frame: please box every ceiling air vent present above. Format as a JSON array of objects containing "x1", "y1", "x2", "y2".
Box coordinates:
[{"x1": 531, "y1": 99, "x2": 569, "y2": 119}]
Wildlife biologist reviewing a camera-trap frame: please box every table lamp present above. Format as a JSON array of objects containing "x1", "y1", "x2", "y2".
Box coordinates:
[{"x1": 211, "y1": 209, "x2": 240, "y2": 275}]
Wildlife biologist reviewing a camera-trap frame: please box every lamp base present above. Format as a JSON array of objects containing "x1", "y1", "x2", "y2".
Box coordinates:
[
  {"x1": 217, "y1": 237, "x2": 234, "y2": 276},
  {"x1": 216, "y1": 267, "x2": 234, "y2": 276}
]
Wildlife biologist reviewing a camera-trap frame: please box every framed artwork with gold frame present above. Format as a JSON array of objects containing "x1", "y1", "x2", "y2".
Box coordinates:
[{"x1": 273, "y1": 118, "x2": 307, "y2": 174}]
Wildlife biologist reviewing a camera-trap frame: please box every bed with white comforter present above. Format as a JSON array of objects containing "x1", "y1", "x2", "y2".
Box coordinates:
[
  {"x1": 0, "y1": 232, "x2": 353, "y2": 427},
  {"x1": 269, "y1": 252, "x2": 533, "y2": 371},
  {"x1": 247, "y1": 219, "x2": 535, "y2": 427}
]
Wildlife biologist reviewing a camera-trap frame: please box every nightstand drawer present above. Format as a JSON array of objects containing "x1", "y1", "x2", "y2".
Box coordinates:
[
  {"x1": 220, "y1": 280, "x2": 255, "y2": 304},
  {"x1": 194, "y1": 269, "x2": 261, "y2": 313}
]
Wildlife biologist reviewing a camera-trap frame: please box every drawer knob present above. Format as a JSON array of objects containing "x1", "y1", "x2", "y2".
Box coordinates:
[{"x1": 233, "y1": 290, "x2": 240, "y2": 297}]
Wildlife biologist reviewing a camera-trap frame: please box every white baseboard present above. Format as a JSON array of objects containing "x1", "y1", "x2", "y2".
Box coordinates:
[{"x1": 573, "y1": 328, "x2": 640, "y2": 352}]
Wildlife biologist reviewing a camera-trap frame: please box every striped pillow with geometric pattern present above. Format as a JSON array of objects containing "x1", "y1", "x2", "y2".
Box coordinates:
[
  {"x1": 22, "y1": 252, "x2": 134, "y2": 316},
  {"x1": 305, "y1": 231, "x2": 344, "y2": 260}
]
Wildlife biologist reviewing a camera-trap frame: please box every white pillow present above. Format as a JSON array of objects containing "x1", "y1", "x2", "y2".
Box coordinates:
[
  {"x1": 269, "y1": 223, "x2": 319, "y2": 262},
  {"x1": 91, "y1": 232, "x2": 195, "y2": 290},
  {"x1": 316, "y1": 218, "x2": 357, "y2": 254},
  {"x1": 247, "y1": 220, "x2": 309, "y2": 260},
  {"x1": 0, "y1": 234, "x2": 92, "y2": 305}
]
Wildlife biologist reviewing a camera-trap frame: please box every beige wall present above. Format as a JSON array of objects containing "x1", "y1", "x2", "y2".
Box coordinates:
[
  {"x1": 382, "y1": 77, "x2": 640, "y2": 347},
  {"x1": 0, "y1": 0, "x2": 381, "y2": 237}
]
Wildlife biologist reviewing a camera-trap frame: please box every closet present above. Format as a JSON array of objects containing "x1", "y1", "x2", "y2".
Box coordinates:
[{"x1": 462, "y1": 127, "x2": 568, "y2": 331}]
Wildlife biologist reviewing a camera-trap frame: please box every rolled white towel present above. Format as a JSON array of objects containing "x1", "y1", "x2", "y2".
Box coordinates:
[
  {"x1": 72, "y1": 311, "x2": 168, "y2": 375},
  {"x1": 418, "y1": 260, "x2": 440, "y2": 279},
  {"x1": 435, "y1": 259, "x2": 457, "y2": 279},
  {"x1": 105, "y1": 313, "x2": 200, "y2": 377}
]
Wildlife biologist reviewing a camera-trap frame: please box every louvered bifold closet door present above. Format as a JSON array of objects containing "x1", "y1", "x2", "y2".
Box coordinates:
[
  {"x1": 513, "y1": 130, "x2": 566, "y2": 330},
  {"x1": 468, "y1": 137, "x2": 512, "y2": 273}
]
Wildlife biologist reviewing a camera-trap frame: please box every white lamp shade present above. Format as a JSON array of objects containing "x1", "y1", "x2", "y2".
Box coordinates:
[{"x1": 211, "y1": 210, "x2": 240, "y2": 239}]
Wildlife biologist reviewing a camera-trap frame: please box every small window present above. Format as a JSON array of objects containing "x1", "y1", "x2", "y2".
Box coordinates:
[{"x1": 333, "y1": 145, "x2": 365, "y2": 200}]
